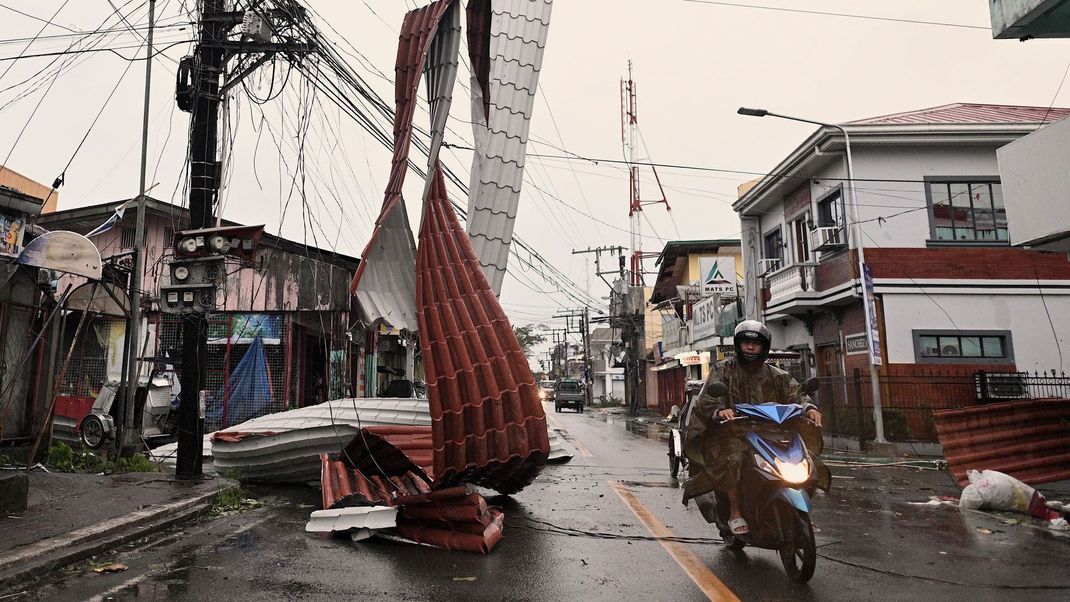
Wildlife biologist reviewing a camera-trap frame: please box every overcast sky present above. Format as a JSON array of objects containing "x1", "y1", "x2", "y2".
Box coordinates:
[{"x1": 3, "y1": 0, "x2": 1070, "y2": 364}]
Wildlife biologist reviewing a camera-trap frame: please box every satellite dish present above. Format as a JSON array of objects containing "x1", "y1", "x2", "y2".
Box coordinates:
[{"x1": 17, "y1": 230, "x2": 103, "y2": 280}]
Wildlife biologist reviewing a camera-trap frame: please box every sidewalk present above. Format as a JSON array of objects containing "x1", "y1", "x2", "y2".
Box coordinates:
[{"x1": 0, "y1": 469, "x2": 234, "y2": 591}]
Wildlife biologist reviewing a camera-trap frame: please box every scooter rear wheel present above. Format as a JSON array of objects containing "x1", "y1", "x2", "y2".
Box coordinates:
[{"x1": 779, "y1": 510, "x2": 816, "y2": 583}]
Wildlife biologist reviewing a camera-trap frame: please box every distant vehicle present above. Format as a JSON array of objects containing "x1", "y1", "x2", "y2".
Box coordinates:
[
  {"x1": 538, "y1": 380, "x2": 556, "y2": 401},
  {"x1": 554, "y1": 379, "x2": 584, "y2": 413}
]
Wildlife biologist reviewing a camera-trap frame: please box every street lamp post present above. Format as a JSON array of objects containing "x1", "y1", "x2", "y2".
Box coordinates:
[{"x1": 737, "y1": 107, "x2": 888, "y2": 444}]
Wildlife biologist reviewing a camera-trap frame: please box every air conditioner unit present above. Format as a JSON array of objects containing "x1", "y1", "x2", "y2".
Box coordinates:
[
  {"x1": 757, "y1": 258, "x2": 782, "y2": 276},
  {"x1": 811, "y1": 226, "x2": 845, "y2": 252},
  {"x1": 974, "y1": 371, "x2": 1029, "y2": 403}
]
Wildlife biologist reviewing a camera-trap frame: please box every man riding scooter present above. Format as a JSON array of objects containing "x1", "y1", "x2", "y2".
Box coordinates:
[{"x1": 682, "y1": 320, "x2": 829, "y2": 536}]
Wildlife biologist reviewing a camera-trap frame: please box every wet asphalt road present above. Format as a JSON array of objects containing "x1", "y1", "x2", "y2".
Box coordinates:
[{"x1": 16, "y1": 402, "x2": 1070, "y2": 601}]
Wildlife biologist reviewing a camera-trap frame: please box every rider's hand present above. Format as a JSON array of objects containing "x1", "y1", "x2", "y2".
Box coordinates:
[
  {"x1": 806, "y1": 408, "x2": 823, "y2": 428},
  {"x1": 716, "y1": 408, "x2": 735, "y2": 422}
]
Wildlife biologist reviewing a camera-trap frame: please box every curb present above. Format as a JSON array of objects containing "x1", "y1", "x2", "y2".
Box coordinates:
[{"x1": 0, "y1": 478, "x2": 236, "y2": 591}]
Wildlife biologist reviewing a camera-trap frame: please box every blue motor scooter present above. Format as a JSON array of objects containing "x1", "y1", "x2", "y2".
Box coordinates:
[{"x1": 691, "y1": 379, "x2": 825, "y2": 583}]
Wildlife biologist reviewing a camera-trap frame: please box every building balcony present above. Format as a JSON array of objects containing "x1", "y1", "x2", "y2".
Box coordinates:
[{"x1": 767, "y1": 263, "x2": 816, "y2": 301}]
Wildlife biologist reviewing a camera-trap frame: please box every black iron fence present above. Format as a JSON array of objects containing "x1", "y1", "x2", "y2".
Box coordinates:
[{"x1": 816, "y1": 369, "x2": 1070, "y2": 443}]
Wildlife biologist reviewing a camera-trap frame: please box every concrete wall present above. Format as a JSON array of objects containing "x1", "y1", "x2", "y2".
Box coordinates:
[
  {"x1": 998, "y1": 115, "x2": 1070, "y2": 250},
  {"x1": 881, "y1": 290, "x2": 1070, "y2": 370},
  {"x1": 0, "y1": 166, "x2": 56, "y2": 213}
]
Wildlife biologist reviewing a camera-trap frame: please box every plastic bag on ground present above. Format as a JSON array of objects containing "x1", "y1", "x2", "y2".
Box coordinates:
[{"x1": 958, "y1": 469, "x2": 1055, "y2": 519}]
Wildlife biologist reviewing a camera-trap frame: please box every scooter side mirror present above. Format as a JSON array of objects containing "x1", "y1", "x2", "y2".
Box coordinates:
[
  {"x1": 706, "y1": 382, "x2": 728, "y2": 397},
  {"x1": 801, "y1": 377, "x2": 820, "y2": 395}
]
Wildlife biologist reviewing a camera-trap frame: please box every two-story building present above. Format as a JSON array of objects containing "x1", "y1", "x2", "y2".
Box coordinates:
[
  {"x1": 735, "y1": 103, "x2": 1070, "y2": 440},
  {"x1": 648, "y1": 239, "x2": 744, "y2": 415}
]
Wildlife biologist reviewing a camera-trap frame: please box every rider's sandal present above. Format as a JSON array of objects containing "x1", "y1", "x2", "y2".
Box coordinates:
[{"x1": 728, "y1": 517, "x2": 749, "y2": 535}]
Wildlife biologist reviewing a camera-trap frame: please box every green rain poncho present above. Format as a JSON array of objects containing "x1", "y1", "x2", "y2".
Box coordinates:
[{"x1": 681, "y1": 358, "x2": 831, "y2": 503}]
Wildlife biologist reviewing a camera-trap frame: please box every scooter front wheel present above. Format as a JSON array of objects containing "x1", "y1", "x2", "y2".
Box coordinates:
[{"x1": 779, "y1": 510, "x2": 816, "y2": 583}]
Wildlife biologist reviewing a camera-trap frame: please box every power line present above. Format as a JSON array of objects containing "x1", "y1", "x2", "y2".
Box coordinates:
[
  {"x1": 680, "y1": 0, "x2": 990, "y2": 31},
  {"x1": 0, "y1": 0, "x2": 72, "y2": 85}
]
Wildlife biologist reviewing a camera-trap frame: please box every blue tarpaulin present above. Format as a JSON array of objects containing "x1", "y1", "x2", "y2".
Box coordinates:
[{"x1": 206, "y1": 336, "x2": 273, "y2": 428}]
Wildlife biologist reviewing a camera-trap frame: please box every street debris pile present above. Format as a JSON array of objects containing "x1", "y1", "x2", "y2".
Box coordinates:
[
  {"x1": 148, "y1": 398, "x2": 572, "y2": 480},
  {"x1": 958, "y1": 469, "x2": 1068, "y2": 531}
]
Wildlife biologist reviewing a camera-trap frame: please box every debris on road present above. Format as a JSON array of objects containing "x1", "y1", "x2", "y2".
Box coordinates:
[
  {"x1": 958, "y1": 469, "x2": 1060, "y2": 519},
  {"x1": 92, "y1": 563, "x2": 127, "y2": 574}
]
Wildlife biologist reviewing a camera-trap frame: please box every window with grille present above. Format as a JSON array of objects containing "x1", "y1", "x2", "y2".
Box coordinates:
[
  {"x1": 120, "y1": 227, "x2": 136, "y2": 249},
  {"x1": 926, "y1": 179, "x2": 1008, "y2": 242}
]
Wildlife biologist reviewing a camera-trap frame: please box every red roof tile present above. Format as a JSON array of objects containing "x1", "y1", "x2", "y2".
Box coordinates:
[
  {"x1": 934, "y1": 398, "x2": 1070, "y2": 486},
  {"x1": 848, "y1": 103, "x2": 1070, "y2": 126},
  {"x1": 417, "y1": 168, "x2": 550, "y2": 493}
]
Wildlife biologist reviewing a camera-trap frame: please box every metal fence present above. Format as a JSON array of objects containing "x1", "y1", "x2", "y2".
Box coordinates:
[{"x1": 817, "y1": 369, "x2": 1070, "y2": 443}]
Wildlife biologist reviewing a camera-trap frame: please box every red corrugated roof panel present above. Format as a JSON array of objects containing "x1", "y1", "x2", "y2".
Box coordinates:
[
  {"x1": 417, "y1": 168, "x2": 549, "y2": 494},
  {"x1": 849, "y1": 103, "x2": 1070, "y2": 126},
  {"x1": 934, "y1": 398, "x2": 1070, "y2": 486}
]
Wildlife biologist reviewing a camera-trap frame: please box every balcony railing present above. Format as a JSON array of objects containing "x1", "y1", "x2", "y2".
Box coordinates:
[{"x1": 766, "y1": 263, "x2": 816, "y2": 302}]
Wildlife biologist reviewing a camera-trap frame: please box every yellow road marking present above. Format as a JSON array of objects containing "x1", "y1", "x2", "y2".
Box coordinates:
[{"x1": 610, "y1": 480, "x2": 739, "y2": 602}]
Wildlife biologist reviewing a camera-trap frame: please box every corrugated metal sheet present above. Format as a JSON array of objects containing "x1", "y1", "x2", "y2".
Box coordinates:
[
  {"x1": 319, "y1": 453, "x2": 504, "y2": 553},
  {"x1": 849, "y1": 103, "x2": 1070, "y2": 126},
  {"x1": 350, "y1": 0, "x2": 459, "y2": 330},
  {"x1": 934, "y1": 398, "x2": 1070, "y2": 486},
  {"x1": 465, "y1": 0, "x2": 553, "y2": 296},
  {"x1": 417, "y1": 168, "x2": 550, "y2": 494},
  {"x1": 208, "y1": 398, "x2": 432, "y2": 482},
  {"x1": 305, "y1": 506, "x2": 398, "y2": 536}
]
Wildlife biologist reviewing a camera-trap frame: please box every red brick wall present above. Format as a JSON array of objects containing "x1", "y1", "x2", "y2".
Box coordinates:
[
  {"x1": 866, "y1": 247, "x2": 1070, "y2": 280},
  {"x1": 784, "y1": 183, "x2": 811, "y2": 219},
  {"x1": 815, "y1": 250, "x2": 857, "y2": 291}
]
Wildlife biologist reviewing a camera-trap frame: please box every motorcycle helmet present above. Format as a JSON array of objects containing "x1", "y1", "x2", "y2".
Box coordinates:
[{"x1": 733, "y1": 320, "x2": 772, "y2": 366}]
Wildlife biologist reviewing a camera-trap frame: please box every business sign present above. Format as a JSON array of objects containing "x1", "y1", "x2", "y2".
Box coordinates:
[
  {"x1": 862, "y1": 263, "x2": 883, "y2": 366},
  {"x1": 675, "y1": 351, "x2": 711, "y2": 366},
  {"x1": 691, "y1": 295, "x2": 719, "y2": 342},
  {"x1": 0, "y1": 210, "x2": 27, "y2": 258},
  {"x1": 697, "y1": 256, "x2": 737, "y2": 297},
  {"x1": 715, "y1": 345, "x2": 735, "y2": 361},
  {"x1": 845, "y1": 333, "x2": 868, "y2": 355},
  {"x1": 208, "y1": 313, "x2": 284, "y2": 345}
]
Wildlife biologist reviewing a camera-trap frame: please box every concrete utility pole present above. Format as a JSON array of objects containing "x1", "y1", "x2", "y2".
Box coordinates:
[
  {"x1": 572, "y1": 246, "x2": 626, "y2": 289},
  {"x1": 176, "y1": 2, "x2": 313, "y2": 478},
  {"x1": 118, "y1": 0, "x2": 156, "y2": 454}
]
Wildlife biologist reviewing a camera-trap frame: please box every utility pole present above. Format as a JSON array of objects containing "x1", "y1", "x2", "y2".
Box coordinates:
[
  {"x1": 554, "y1": 308, "x2": 592, "y2": 403},
  {"x1": 118, "y1": 0, "x2": 156, "y2": 455},
  {"x1": 175, "y1": 2, "x2": 313, "y2": 478},
  {"x1": 573, "y1": 246, "x2": 625, "y2": 289}
]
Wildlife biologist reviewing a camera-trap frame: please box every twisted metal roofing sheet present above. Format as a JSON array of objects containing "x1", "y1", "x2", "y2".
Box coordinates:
[
  {"x1": 465, "y1": 0, "x2": 553, "y2": 295},
  {"x1": 848, "y1": 103, "x2": 1070, "y2": 126},
  {"x1": 349, "y1": 0, "x2": 459, "y2": 330},
  {"x1": 934, "y1": 398, "x2": 1070, "y2": 486},
  {"x1": 418, "y1": 169, "x2": 550, "y2": 493}
]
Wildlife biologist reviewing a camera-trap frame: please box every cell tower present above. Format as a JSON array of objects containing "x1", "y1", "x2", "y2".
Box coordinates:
[{"x1": 620, "y1": 61, "x2": 670, "y2": 286}]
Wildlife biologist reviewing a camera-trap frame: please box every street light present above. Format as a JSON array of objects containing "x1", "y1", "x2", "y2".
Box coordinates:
[{"x1": 737, "y1": 106, "x2": 888, "y2": 444}]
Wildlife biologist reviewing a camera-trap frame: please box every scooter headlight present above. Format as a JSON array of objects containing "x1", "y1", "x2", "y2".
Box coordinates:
[
  {"x1": 753, "y1": 454, "x2": 777, "y2": 477},
  {"x1": 775, "y1": 457, "x2": 811, "y2": 484}
]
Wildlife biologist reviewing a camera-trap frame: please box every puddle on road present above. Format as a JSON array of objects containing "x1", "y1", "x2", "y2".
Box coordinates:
[{"x1": 625, "y1": 419, "x2": 669, "y2": 442}]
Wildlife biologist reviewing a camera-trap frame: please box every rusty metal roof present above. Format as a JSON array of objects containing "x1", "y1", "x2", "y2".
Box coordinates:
[
  {"x1": 934, "y1": 398, "x2": 1070, "y2": 486},
  {"x1": 464, "y1": 0, "x2": 553, "y2": 295},
  {"x1": 848, "y1": 103, "x2": 1070, "y2": 126}
]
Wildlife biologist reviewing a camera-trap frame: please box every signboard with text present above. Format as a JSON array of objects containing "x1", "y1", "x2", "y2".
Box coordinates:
[
  {"x1": 845, "y1": 333, "x2": 868, "y2": 355},
  {"x1": 697, "y1": 256, "x2": 738, "y2": 297},
  {"x1": 862, "y1": 263, "x2": 883, "y2": 366},
  {"x1": 691, "y1": 295, "x2": 719, "y2": 342}
]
